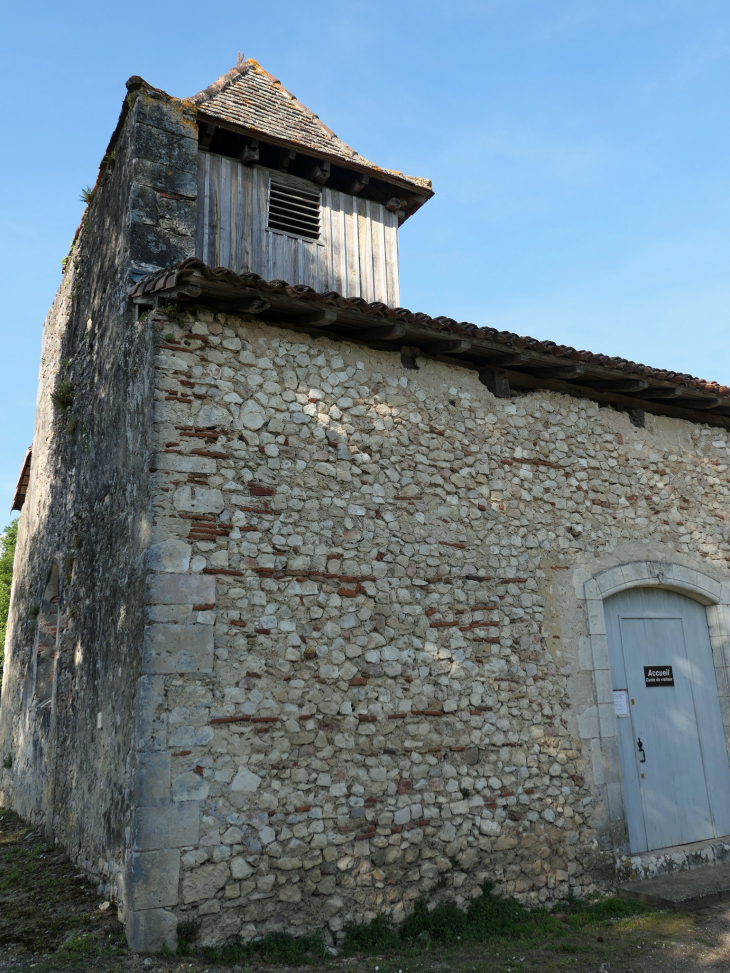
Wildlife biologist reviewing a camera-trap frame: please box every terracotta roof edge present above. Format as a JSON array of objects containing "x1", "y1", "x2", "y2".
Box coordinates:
[{"x1": 128, "y1": 259, "x2": 729, "y2": 405}]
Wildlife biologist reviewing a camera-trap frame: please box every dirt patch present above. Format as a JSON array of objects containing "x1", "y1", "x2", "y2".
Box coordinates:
[
  {"x1": 2, "y1": 806, "x2": 730, "y2": 972},
  {"x1": 0, "y1": 806, "x2": 125, "y2": 963}
]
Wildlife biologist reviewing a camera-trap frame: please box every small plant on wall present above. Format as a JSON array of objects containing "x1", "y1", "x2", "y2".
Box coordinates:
[{"x1": 51, "y1": 381, "x2": 73, "y2": 413}]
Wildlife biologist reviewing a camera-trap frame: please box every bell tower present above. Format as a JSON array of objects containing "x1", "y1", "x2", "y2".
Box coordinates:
[{"x1": 190, "y1": 58, "x2": 433, "y2": 307}]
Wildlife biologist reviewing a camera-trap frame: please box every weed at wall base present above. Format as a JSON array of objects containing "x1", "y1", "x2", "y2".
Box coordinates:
[
  {"x1": 200, "y1": 931, "x2": 327, "y2": 964},
  {"x1": 343, "y1": 883, "x2": 652, "y2": 955}
]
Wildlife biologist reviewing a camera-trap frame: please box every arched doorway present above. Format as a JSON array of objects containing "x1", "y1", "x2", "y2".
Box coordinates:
[{"x1": 605, "y1": 587, "x2": 730, "y2": 853}]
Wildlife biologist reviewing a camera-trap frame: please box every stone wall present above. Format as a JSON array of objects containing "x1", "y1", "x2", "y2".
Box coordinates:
[
  {"x1": 144, "y1": 302, "x2": 730, "y2": 946},
  {"x1": 0, "y1": 81, "x2": 197, "y2": 911}
]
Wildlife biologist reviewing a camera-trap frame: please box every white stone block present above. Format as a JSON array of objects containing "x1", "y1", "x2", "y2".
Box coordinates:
[
  {"x1": 572, "y1": 567, "x2": 592, "y2": 601},
  {"x1": 197, "y1": 403, "x2": 232, "y2": 428},
  {"x1": 127, "y1": 849, "x2": 180, "y2": 910},
  {"x1": 231, "y1": 856, "x2": 254, "y2": 879},
  {"x1": 148, "y1": 539, "x2": 192, "y2": 573},
  {"x1": 576, "y1": 705, "x2": 599, "y2": 740},
  {"x1": 585, "y1": 600, "x2": 606, "y2": 636},
  {"x1": 620, "y1": 561, "x2": 650, "y2": 586},
  {"x1": 591, "y1": 634, "x2": 610, "y2": 670},
  {"x1": 598, "y1": 702, "x2": 617, "y2": 738},
  {"x1": 172, "y1": 771, "x2": 209, "y2": 802},
  {"x1": 173, "y1": 485, "x2": 225, "y2": 514},
  {"x1": 662, "y1": 564, "x2": 700, "y2": 592},
  {"x1": 146, "y1": 574, "x2": 215, "y2": 605},
  {"x1": 594, "y1": 668, "x2": 614, "y2": 705},
  {"x1": 590, "y1": 738, "x2": 605, "y2": 786},
  {"x1": 182, "y1": 861, "x2": 230, "y2": 904},
  {"x1": 143, "y1": 624, "x2": 214, "y2": 674},
  {"x1": 584, "y1": 579, "x2": 601, "y2": 601},
  {"x1": 577, "y1": 637, "x2": 592, "y2": 671},
  {"x1": 126, "y1": 908, "x2": 177, "y2": 953},
  {"x1": 135, "y1": 675, "x2": 167, "y2": 751},
  {"x1": 152, "y1": 453, "x2": 217, "y2": 474},
  {"x1": 135, "y1": 751, "x2": 171, "y2": 807},
  {"x1": 595, "y1": 566, "x2": 625, "y2": 596},
  {"x1": 231, "y1": 767, "x2": 262, "y2": 793},
  {"x1": 134, "y1": 803, "x2": 200, "y2": 851}
]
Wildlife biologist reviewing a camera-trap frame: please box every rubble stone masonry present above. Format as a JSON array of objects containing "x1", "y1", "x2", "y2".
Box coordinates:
[{"x1": 136, "y1": 302, "x2": 730, "y2": 947}]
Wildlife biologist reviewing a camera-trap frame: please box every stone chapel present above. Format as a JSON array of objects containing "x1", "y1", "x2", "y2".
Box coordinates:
[{"x1": 3, "y1": 57, "x2": 730, "y2": 952}]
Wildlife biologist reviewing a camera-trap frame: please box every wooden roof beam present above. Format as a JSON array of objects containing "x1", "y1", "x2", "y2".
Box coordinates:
[
  {"x1": 633, "y1": 386, "x2": 683, "y2": 399},
  {"x1": 424, "y1": 338, "x2": 472, "y2": 355},
  {"x1": 586, "y1": 379, "x2": 649, "y2": 393},
  {"x1": 277, "y1": 148, "x2": 296, "y2": 172},
  {"x1": 238, "y1": 137, "x2": 259, "y2": 163},
  {"x1": 680, "y1": 395, "x2": 723, "y2": 410},
  {"x1": 478, "y1": 352, "x2": 531, "y2": 368},
  {"x1": 294, "y1": 308, "x2": 337, "y2": 327},
  {"x1": 521, "y1": 362, "x2": 586, "y2": 381},
  {"x1": 307, "y1": 160, "x2": 331, "y2": 185},
  {"x1": 347, "y1": 174, "x2": 369, "y2": 195},
  {"x1": 354, "y1": 322, "x2": 406, "y2": 342}
]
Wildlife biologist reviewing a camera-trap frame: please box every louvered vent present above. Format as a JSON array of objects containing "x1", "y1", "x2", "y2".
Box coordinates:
[{"x1": 267, "y1": 181, "x2": 321, "y2": 240}]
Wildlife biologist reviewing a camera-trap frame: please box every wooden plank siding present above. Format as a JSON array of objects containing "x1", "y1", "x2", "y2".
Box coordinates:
[{"x1": 195, "y1": 152, "x2": 399, "y2": 306}]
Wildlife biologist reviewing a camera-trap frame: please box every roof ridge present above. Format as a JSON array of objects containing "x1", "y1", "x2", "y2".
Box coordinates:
[
  {"x1": 194, "y1": 57, "x2": 347, "y2": 146},
  {"x1": 189, "y1": 54, "x2": 251, "y2": 106}
]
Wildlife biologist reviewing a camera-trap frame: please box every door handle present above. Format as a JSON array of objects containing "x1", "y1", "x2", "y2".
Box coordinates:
[{"x1": 637, "y1": 738, "x2": 646, "y2": 763}]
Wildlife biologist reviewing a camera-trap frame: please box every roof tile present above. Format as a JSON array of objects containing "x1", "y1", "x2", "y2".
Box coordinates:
[{"x1": 189, "y1": 58, "x2": 431, "y2": 194}]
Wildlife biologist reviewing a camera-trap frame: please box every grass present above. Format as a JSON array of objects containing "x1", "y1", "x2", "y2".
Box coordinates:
[
  {"x1": 176, "y1": 918, "x2": 199, "y2": 957},
  {"x1": 161, "y1": 301, "x2": 184, "y2": 324},
  {"x1": 344, "y1": 883, "x2": 650, "y2": 955},
  {"x1": 201, "y1": 930, "x2": 328, "y2": 964}
]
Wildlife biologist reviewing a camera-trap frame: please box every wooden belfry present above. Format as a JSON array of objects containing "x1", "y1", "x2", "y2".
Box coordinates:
[{"x1": 190, "y1": 58, "x2": 434, "y2": 307}]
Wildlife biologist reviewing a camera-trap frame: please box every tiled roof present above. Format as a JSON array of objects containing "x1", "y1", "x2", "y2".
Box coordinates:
[
  {"x1": 130, "y1": 258, "x2": 730, "y2": 423},
  {"x1": 189, "y1": 58, "x2": 432, "y2": 196}
]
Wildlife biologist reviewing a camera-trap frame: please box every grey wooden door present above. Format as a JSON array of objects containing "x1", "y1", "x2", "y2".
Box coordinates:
[{"x1": 605, "y1": 587, "x2": 730, "y2": 853}]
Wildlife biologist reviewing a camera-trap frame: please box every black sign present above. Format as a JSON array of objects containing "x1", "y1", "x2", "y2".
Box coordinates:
[{"x1": 644, "y1": 665, "x2": 674, "y2": 687}]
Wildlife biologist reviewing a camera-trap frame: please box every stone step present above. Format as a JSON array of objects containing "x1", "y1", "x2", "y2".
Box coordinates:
[{"x1": 618, "y1": 862, "x2": 730, "y2": 910}]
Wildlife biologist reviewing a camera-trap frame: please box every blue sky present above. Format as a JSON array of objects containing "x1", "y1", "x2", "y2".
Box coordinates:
[{"x1": 2, "y1": 0, "x2": 729, "y2": 516}]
